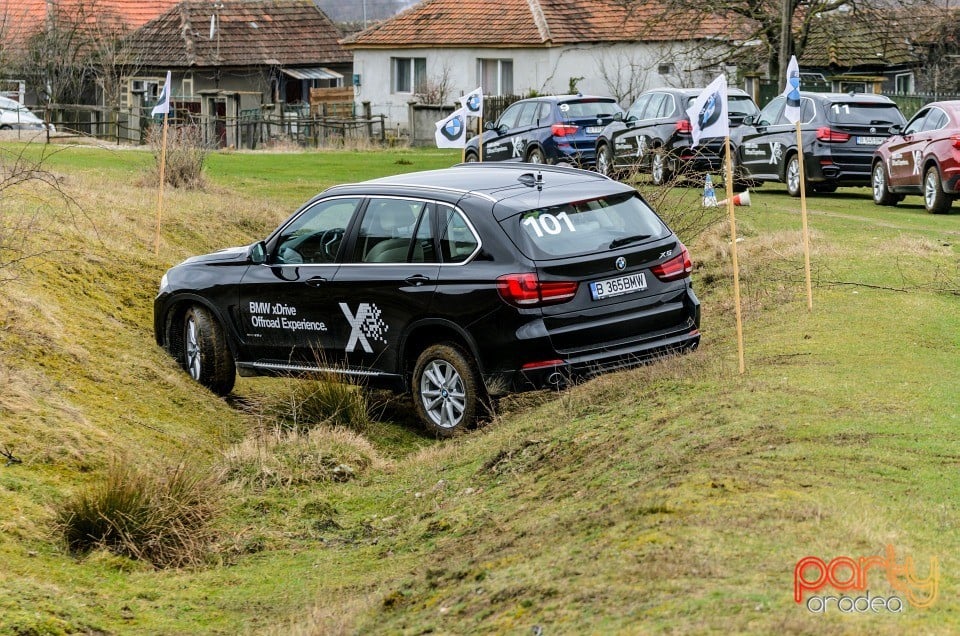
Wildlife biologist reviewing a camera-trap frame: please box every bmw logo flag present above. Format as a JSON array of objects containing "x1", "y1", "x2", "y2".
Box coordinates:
[
  {"x1": 781, "y1": 55, "x2": 802, "y2": 124},
  {"x1": 435, "y1": 107, "x2": 468, "y2": 148},
  {"x1": 686, "y1": 74, "x2": 729, "y2": 148},
  {"x1": 459, "y1": 87, "x2": 484, "y2": 117}
]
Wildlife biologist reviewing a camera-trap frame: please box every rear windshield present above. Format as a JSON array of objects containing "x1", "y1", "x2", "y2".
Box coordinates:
[
  {"x1": 825, "y1": 103, "x2": 904, "y2": 126},
  {"x1": 559, "y1": 100, "x2": 620, "y2": 120},
  {"x1": 502, "y1": 192, "x2": 669, "y2": 260}
]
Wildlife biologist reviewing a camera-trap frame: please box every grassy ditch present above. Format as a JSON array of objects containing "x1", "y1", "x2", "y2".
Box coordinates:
[{"x1": 0, "y1": 142, "x2": 958, "y2": 634}]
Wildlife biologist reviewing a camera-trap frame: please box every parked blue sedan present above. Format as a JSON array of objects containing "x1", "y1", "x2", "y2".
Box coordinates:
[{"x1": 465, "y1": 95, "x2": 622, "y2": 168}]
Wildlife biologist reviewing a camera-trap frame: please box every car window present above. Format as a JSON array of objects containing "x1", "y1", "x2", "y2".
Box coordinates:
[
  {"x1": 498, "y1": 103, "x2": 524, "y2": 129},
  {"x1": 274, "y1": 197, "x2": 362, "y2": 264},
  {"x1": 627, "y1": 94, "x2": 651, "y2": 121},
  {"x1": 904, "y1": 109, "x2": 929, "y2": 135},
  {"x1": 756, "y1": 96, "x2": 784, "y2": 126},
  {"x1": 438, "y1": 205, "x2": 479, "y2": 263},
  {"x1": 729, "y1": 95, "x2": 760, "y2": 118},
  {"x1": 515, "y1": 102, "x2": 538, "y2": 128},
  {"x1": 656, "y1": 94, "x2": 676, "y2": 118},
  {"x1": 924, "y1": 108, "x2": 948, "y2": 131},
  {"x1": 642, "y1": 94, "x2": 667, "y2": 119},
  {"x1": 559, "y1": 100, "x2": 619, "y2": 119},
  {"x1": 352, "y1": 198, "x2": 426, "y2": 263},
  {"x1": 825, "y1": 102, "x2": 904, "y2": 126},
  {"x1": 536, "y1": 102, "x2": 552, "y2": 124},
  {"x1": 502, "y1": 192, "x2": 669, "y2": 260},
  {"x1": 799, "y1": 98, "x2": 815, "y2": 124}
]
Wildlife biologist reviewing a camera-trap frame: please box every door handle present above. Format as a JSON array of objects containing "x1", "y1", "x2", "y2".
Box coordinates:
[
  {"x1": 405, "y1": 274, "x2": 430, "y2": 286},
  {"x1": 305, "y1": 276, "x2": 327, "y2": 287}
]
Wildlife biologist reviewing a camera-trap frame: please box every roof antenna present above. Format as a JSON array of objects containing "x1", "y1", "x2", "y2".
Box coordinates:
[{"x1": 536, "y1": 170, "x2": 543, "y2": 192}]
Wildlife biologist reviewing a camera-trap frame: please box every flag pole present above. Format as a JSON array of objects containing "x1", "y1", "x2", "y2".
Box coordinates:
[
  {"x1": 796, "y1": 121, "x2": 813, "y2": 310},
  {"x1": 725, "y1": 136, "x2": 745, "y2": 374},
  {"x1": 153, "y1": 111, "x2": 169, "y2": 256},
  {"x1": 478, "y1": 112, "x2": 483, "y2": 162}
]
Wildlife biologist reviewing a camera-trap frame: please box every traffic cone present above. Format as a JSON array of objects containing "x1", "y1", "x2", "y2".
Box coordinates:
[
  {"x1": 701, "y1": 174, "x2": 718, "y2": 207},
  {"x1": 718, "y1": 190, "x2": 751, "y2": 207}
]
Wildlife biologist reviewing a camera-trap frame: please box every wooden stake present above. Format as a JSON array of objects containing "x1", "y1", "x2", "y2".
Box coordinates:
[
  {"x1": 153, "y1": 112, "x2": 169, "y2": 256},
  {"x1": 724, "y1": 136, "x2": 745, "y2": 374},
  {"x1": 797, "y1": 121, "x2": 813, "y2": 310}
]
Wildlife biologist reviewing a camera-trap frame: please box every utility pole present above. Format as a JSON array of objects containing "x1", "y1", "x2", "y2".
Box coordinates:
[{"x1": 779, "y1": 0, "x2": 793, "y2": 84}]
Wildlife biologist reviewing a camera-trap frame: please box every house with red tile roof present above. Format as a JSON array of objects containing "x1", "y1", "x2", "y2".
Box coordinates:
[
  {"x1": 342, "y1": 0, "x2": 751, "y2": 129},
  {"x1": 0, "y1": 0, "x2": 179, "y2": 104},
  {"x1": 122, "y1": 0, "x2": 351, "y2": 146}
]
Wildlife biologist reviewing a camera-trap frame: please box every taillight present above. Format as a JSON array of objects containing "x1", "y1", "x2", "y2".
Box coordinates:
[
  {"x1": 675, "y1": 119, "x2": 692, "y2": 134},
  {"x1": 951, "y1": 135, "x2": 960, "y2": 149},
  {"x1": 651, "y1": 244, "x2": 692, "y2": 282},
  {"x1": 497, "y1": 273, "x2": 578, "y2": 307},
  {"x1": 816, "y1": 127, "x2": 851, "y2": 143},
  {"x1": 551, "y1": 123, "x2": 579, "y2": 137}
]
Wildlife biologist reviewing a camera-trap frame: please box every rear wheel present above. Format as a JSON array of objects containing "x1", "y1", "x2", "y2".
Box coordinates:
[
  {"x1": 412, "y1": 343, "x2": 481, "y2": 436},
  {"x1": 651, "y1": 148, "x2": 672, "y2": 186},
  {"x1": 872, "y1": 161, "x2": 899, "y2": 206},
  {"x1": 924, "y1": 165, "x2": 952, "y2": 214},
  {"x1": 182, "y1": 306, "x2": 235, "y2": 396},
  {"x1": 526, "y1": 147, "x2": 545, "y2": 164},
  {"x1": 785, "y1": 154, "x2": 807, "y2": 197}
]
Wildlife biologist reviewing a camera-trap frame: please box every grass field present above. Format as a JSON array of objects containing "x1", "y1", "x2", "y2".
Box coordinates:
[{"x1": 0, "y1": 140, "x2": 958, "y2": 635}]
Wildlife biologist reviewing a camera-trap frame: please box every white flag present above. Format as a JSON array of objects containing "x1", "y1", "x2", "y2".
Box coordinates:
[
  {"x1": 782, "y1": 56, "x2": 802, "y2": 124},
  {"x1": 435, "y1": 107, "x2": 467, "y2": 148},
  {"x1": 151, "y1": 71, "x2": 172, "y2": 117},
  {"x1": 459, "y1": 87, "x2": 483, "y2": 118},
  {"x1": 686, "y1": 74, "x2": 729, "y2": 147}
]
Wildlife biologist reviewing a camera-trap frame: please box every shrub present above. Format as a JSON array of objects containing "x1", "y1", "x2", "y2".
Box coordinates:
[
  {"x1": 56, "y1": 459, "x2": 221, "y2": 568},
  {"x1": 144, "y1": 122, "x2": 210, "y2": 189}
]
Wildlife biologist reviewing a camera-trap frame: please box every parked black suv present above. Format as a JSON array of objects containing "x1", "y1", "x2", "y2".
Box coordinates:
[
  {"x1": 736, "y1": 92, "x2": 906, "y2": 196},
  {"x1": 464, "y1": 95, "x2": 622, "y2": 168},
  {"x1": 594, "y1": 87, "x2": 759, "y2": 184},
  {"x1": 155, "y1": 164, "x2": 700, "y2": 435}
]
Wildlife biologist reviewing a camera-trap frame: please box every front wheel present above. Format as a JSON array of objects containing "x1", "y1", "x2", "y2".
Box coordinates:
[
  {"x1": 924, "y1": 165, "x2": 952, "y2": 214},
  {"x1": 872, "y1": 162, "x2": 899, "y2": 206},
  {"x1": 464, "y1": 150, "x2": 479, "y2": 162},
  {"x1": 785, "y1": 154, "x2": 807, "y2": 197},
  {"x1": 182, "y1": 306, "x2": 235, "y2": 396},
  {"x1": 412, "y1": 343, "x2": 481, "y2": 436}
]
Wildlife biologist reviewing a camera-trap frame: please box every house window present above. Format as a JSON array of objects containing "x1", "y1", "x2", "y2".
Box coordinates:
[
  {"x1": 478, "y1": 59, "x2": 513, "y2": 96},
  {"x1": 658, "y1": 63, "x2": 675, "y2": 75},
  {"x1": 895, "y1": 73, "x2": 914, "y2": 94},
  {"x1": 392, "y1": 57, "x2": 426, "y2": 93}
]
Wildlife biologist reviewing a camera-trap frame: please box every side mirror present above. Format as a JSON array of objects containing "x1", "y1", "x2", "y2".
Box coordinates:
[
  {"x1": 742, "y1": 114, "x2": 756, "y2": 126},
  {"x1": 248, "y1": 241, "x2": 267, "y2": 264},
  {"x1": 888, "y1": 124, "x2": 903, "y2": 135},
  {"x1": 613, "y1": 112, "x2": 624, "y2": 123},
  {"x1": 484, "y1": 121, "x2": 496, "y2": 131}
]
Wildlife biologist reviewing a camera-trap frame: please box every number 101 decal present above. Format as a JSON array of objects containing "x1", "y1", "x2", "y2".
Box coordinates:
[{"x1": 522, "y1": 211, "x2": 576, "y2": 238}]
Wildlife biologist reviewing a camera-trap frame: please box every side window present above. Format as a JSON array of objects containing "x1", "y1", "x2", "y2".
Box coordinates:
[
  {"x1": 642, "y1": 94, "x2": 666, "y2": 119},
  {"x1": 515, "y1": 102, "x2": 537, "y2": 128},
  {"x1": 924, "y1": 108, "x2": 947, "y2": 132},
  {"x1": 904, "y1": 108, "x2": 928, "y2": 135},
  {"x1": 627, "y1": 94, "x2": 651, "y2": 121},
  {"x1": 497, "y1": 103, "x2": 524, "y2": 129},
  {"x1": 439, "y1": 205, "x2": 479, "y2": 263},
  {"x1": 799, "y1": 97, "x2": 815, "y2": 124},
  {"x1": 352, "y1": 198, "x2": 425, "y2": 263},
  {"x1": 274, "y1": 197, "x2": 361, "y2": 265},
  {"x1": 536, "y1": 102, "x2": 551, "y2": 124},
  {"x1": 757, "y1": 96, "x2": 784, "y2": 126},
  {"x1": 656, "y1": 94, "x2": 676, "y2": 118}
]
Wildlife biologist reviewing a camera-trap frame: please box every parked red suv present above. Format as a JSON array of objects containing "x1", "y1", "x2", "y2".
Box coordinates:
[{"x1": 872, "y1": 100, "x2": 960, "y2": 213}]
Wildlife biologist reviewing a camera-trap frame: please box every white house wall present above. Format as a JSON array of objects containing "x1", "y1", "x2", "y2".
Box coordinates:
[{"x1": 352, "y1": 43, "x2": 720, "y2": 129}]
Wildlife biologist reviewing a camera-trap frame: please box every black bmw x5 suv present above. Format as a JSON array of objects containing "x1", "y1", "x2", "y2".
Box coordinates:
[{"x1": 155, "y1": 164, "x2": 701, "y2": 435}]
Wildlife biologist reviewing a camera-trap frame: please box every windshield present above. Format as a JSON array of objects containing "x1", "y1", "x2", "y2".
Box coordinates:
[{"x1": 501, "y1": 191, "x2": 669, "y2": 260}]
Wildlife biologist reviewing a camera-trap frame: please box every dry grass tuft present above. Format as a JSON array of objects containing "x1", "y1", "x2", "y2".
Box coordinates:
[
  {"x1": 221, "y1": 426, "x2": 389, "y2": 490},
  {"x1": 55, "y1": 458, "x2": 222, "y2": 568}
]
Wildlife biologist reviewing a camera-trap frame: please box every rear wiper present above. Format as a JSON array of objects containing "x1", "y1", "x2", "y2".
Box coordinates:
[{"x1": 609, "y1": 234, "x2": 650, "y2": 249}]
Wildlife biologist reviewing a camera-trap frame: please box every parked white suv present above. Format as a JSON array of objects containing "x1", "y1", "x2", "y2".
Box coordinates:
[{"x1": 0, "y1": 96, "x2": 54, "y2": 132}]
